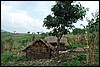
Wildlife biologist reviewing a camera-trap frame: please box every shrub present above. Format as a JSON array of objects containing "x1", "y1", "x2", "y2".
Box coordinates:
[
  {"x1": 66, "y1": 44, "x2": 84, "y2": 49},
  {"x1": 65, "y1": 44, "x2": 72, "y2": 49},
  {"x1": 74, "y1": 54, "x2": 86, "y2": 61}
]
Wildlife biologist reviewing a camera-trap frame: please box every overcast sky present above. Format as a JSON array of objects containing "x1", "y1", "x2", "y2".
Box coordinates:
[{"x1": 1, "y1": 1, "x2": 99, "y2": 33}]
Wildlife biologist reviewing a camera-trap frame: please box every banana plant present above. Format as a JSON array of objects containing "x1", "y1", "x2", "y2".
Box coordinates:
[{"x1": 80, "y1": 24, "x2": 89, "y2": 64}]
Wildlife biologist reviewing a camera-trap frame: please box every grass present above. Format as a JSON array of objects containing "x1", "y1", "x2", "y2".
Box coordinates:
[
  {"x1": 60, "y1": 60, "x2": 81, "y2": 66},
  {"x1": 1, "y1": 33, "x2": 99, "y2": 66},
  {"x1": 65, "y1": 44, "x2": 85, "y2": 49}
]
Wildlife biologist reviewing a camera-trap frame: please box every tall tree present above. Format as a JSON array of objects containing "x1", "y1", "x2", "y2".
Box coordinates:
[
  {"x1": 86, "y1": 9, "x2": 99, "y2": 65},
  {"x1": 43, "y1": 1, "x2": 88, "y2": 61}
]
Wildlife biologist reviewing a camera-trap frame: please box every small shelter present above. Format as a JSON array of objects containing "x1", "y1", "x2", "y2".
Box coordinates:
[
  {"x1": 44, "y1": 36, "x2": 67, "y2": 51},
  {"x1": 22, "y1": 39, "x2": 55, "y2": 60}
]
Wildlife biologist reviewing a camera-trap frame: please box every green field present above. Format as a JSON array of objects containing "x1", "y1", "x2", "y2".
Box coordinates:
[{"x1": 1, "y1": 33, "x2": 99, "y2": 66}]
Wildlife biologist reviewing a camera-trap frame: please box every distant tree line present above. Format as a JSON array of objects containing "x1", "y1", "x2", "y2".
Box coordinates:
[{"x1": 72, "y1": 28, "x2": 85, "y2": 35}]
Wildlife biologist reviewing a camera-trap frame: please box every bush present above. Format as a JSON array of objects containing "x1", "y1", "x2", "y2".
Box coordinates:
[
  {"x1": 74, "y1": 54, "x2": 86, "y2": 61},
  {"x1": 66, "y1": 44, "x2": 84, "y2": 49},
  {"x1": 65, "y1": 44, "x2": 72, "y2": 49}
]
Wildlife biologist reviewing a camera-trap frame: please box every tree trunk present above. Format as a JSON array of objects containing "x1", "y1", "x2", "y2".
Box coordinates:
[
  {"x1": 86, "y1": 47, "x2": 89, "y2": 64},
  {"x1": 90, "y1": 39, "x2": 95, "y2": 65},
  {"x1": 56, "y1": 37, "x2": 60, "y2": 61},
  {"x1": 90, "y1": 46, "x2": 94, "y2": 64}
]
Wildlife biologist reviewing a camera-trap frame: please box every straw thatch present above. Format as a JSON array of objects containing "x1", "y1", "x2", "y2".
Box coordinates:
[
  {"x1": 72, "y1": 47, "x2": 84, "y2": 52},
  {"x1": 44, "y1": 36, "x2": 67, "y2": 44},
  {"x1": 22, "y1": 39, "x2": 55, "y2": 51}
]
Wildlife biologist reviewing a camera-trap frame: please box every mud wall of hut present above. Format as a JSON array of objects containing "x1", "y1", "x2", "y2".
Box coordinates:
[{"x1": 25, "y1": 41, "x2": 52, "y2": 60}]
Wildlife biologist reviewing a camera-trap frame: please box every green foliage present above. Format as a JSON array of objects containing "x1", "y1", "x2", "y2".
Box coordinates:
[
  {"x1": 74, "y1": 54, "x2": 86, "y2": 61},
  {"x1": 61, "y1": 60, "x2": 81, "y2": 66},
  {"x1": 35, "y1": 34, "x2": 44, "y2": 39},
  {"x1": 1, "y1": 29, "x2": 10, "y2": 34},
  {"x1": 48, "y1": 31, "x2": 53, "y2": 36},
  {"x1": 19, "y1": 39, "x2": 29, "y2": 46},
  {"x1": 85, "y1": 10, "x2": 99, "y2": 65},
  {"x1": 43, "y1": 1, "x2": 87, "y2": 61},
  {"x1": 1, "y1": 52, "x2": 13, "y2": 64},
  {"x1": 87, "y1": 9, "x2": 99, "y2": 34},
  {"x1": 66, "y1": 44, "x2": 84, "y2": 49},
  {"x1": 40, "y1": 32, "x2": 47, "y2": 39},
  {"x1": 72, "y1": 28, "x2": 85, "y2": 35},
  {"x1": 72, "y1": 44, "x2": 84, "y2": 48},
  {"x1": 1, "y1": 52, "x2": 27, "y2": 65},
  {"x1": 43, "y1": 1, "x2": 87, "y2": 36},
  {"x1": 12, "y1": 55, "x2": 27, "y2": 62}
]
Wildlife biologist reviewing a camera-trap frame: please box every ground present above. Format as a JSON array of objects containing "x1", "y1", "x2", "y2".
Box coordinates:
[{"x1": 1, "y1": 33, "x2": 99, "y2": 66}]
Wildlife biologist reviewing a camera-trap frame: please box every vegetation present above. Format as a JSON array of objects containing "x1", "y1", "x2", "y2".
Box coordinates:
[
  {"x1": 60, "y1": 60, "x2": 81, "y2": 66},
  {"x1": 1, "y1": 31, "x2": 99, "y2": 66},
  {"x1": 43, "y1": 1, "x2": 88, "y2": 60},
  {"x1": 86, "y1": 9, "x2": 99, "y2": 65},
  {"x1": 65, "y1": 44, "x2": 84, "y2": 49},
  {"x1": 1, "y1": 1, "x2": 99, "y2": 66},
  {"x1": 72, "y1": 28, "x2": 85, "y2": 35}
]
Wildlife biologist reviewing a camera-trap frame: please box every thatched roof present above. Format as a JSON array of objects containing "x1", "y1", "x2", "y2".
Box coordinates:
[
  {"x1": 44, "y1": 36, "x2": 67, "y2": 44},
  {"x1": 22, "y1": 39, "x2": 55, "y2": 51}
]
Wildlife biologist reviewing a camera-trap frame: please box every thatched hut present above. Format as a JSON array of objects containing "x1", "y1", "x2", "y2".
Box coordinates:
[
  {"x1": 22, "y1": 39, "x2": 55, "y2": 60},
  {"x1": 44, "y1": 36, "x2": 67, "y2": 51}
]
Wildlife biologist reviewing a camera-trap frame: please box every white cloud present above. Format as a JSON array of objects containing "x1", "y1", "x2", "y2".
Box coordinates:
[
  {"x1": 1, "y1": 4, "x2": 12, "y2": 11},
  {"x1": 1, "y1": 1, "x2": 99, "y2": 33},
  {"x1": 1, "y1": 3, "x2": 50, "y2": 33},
  {"x1": 34, "y1": 1, "x2": 55, "y2": 18}
]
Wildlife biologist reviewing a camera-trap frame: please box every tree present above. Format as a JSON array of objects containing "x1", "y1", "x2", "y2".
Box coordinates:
[
  {"x1": 80, "y1": 9, "x2": 99, "y2": 65},
  {"x1": 14, "y1": 31, "x2": 16, "y2": 34},
  {"x1": 72, "y1": 28, "x2": 85, "y2": 35},
  {"x1": 43, "y1": 1, "x2": 88, "y2": 61},
  {"x1": 37, "y1": 32, "x2": 40, "y2": 34},
  {"x1": 27, "y1": 31, "x2": 30, "y2": 34},
  {"x1": 86, "y1": 9, "x2": 99, "y2": 65},
  {"x1": 48, "y1": 31, "x2": 53, "y2": 36}
]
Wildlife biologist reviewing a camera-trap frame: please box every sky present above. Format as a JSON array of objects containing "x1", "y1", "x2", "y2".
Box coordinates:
[{"x1": 1, "y1": 1, "x2": 99, "y2": 33}]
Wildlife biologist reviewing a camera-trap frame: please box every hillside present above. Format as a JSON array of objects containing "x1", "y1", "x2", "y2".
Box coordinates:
[{"x1": 1, "y1": 29, "x2": 10, "y2": 34}]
